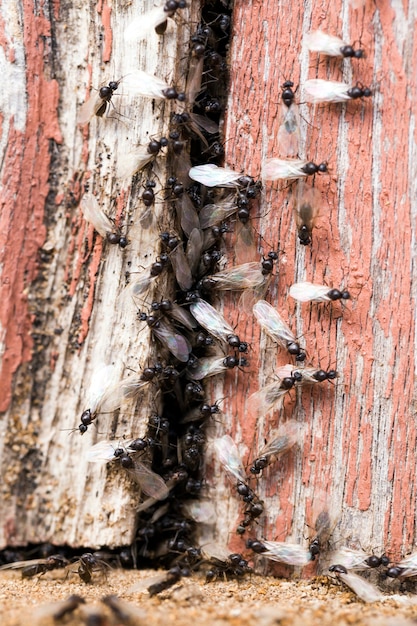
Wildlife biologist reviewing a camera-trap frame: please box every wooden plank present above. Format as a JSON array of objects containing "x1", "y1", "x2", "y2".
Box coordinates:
[
  {"x1": 205, "y1": 0, "x2": 417, "y2": 562},
  {"x1": 0, "y1": 0, "x2": 196, "y2": 547},
  {"x1": 1, "y1": 0, "x2": 415, "y2": 568}
]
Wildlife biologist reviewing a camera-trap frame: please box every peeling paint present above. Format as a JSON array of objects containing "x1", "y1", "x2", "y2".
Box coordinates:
[{"x1": 219, "y1": 0, "x2": 417, "y2": 560}]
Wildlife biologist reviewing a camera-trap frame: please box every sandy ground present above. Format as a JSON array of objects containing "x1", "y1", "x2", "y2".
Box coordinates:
[{"x1": 1, "y1": 569, "x2": 417, "y2": 626}]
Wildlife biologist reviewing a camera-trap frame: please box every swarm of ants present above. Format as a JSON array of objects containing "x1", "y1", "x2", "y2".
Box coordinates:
[{"x1": 3, "y1": 0, "x2": 413, "y2": 611}]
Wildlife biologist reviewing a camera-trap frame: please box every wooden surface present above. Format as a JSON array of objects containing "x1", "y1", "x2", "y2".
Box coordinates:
[
  {"x1": 0, "y1": 0, "x2": 416, "y2": 566},
  {"x1": 0, "y1": 0, "x2": 195, "y2": 547},
  {"x1": 205, "y1": 0, "x2": 417, "y2": 561}
]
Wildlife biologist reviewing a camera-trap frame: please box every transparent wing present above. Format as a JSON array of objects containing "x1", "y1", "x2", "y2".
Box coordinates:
[
  {"x1": 182, "y1": 500, "x2": 217, "y2": 524},
  {"x1": 253, "y1": 300, "x2": 296, "y2": 348},
  {"x1": 87, "y1": 440, "x2": 123, "y2": 463},
  {"x1": 80, "y1": 195, "x2": 114, "y2": 238},
  {"x1": 128, "y1": 460, "x2": 170, "y2": 500},
  {"x1": 187, "y1": 356, "x2": 227, "y2": 380},
  {"x1": 304, "y1": 79, "x2": 351, "y2": 104},
  {"x1": 275, "y1": 364, "x2": 297, "y2": 379},
  {"x1": 337, "y1": 571, "x2": 383, "y2": 602},
  {"x1": 168, "y1": 303, "x2": 198, "y2": 331},
  {"x1": 234, "y1": 221, "x2": 257, "y2": 265},
  {"x1": 331, "y1": 547, "x2": 370, "y2": 570},
  {"x1": 0, "y1": 558, "x2": 51, "y2": 571},
  {"x1": 254, "y1": 420, "x2": 301, "y2": 462},
  {"x1": 261, "y1": 541, "x2": 312, "y2": 566},
  {"x1": 190, "y1": 299, "x2": 235, "y2": 343},
  {"x1": 127, "y1": 271, "x2": 153, "y2": 299},
  {"x1": 189, "y1": 164, "x2": 242, "y2": 187},
  {"x1": 398, "y1": 551, "x2": 417, "y2": 573},
  {"x1": 213, "y1": 435, "x2": 246, "y2": 482},
  {"x1": 277, "y1": 103, "x2": 300, "y2": 157},
  {"x1": 289, "y1": 282, "x2": 331, "y2": 302},
  {"x1": 86, "y1": 364, "x2": 118, "y2": 414},
  {"x1": 123, "y1": 70, "x2": 171, "y2": 100},
  {"x1": 185, "y1": 227, "x2": 203, "y2": 276},
  {"x1": 199, "y1": 196, "x2": 237, "y2": 229},
  {"x1": 124, "y1": 6, "x2": 167, "y2": 41},
  {"x1": 211, "y1": 262, "x2": 265, "y2": 290},
  {"x1": 200, "y1": 542, "x2": 231, "y2": 562},
  {"x1": 247, "y1": 380, "x2": 291, "y2": 416},
  {"x1": 186, "y1": 56, "x2": 204, "y2": 105},
  {"x1": 177, "y1": 195, "x2": 200, "y2": 238},
  {"x1": 169, "y1": 244, "x2": 193, "y2": 291},
  {"x1": 77, "y1": 93, "x2": 105, "y2": 125},
  {"x1": 152, "y1": 318, "x2": 192, "y2": 363},
  {"x1": 305, "y1": 31, "x2": 347, "y2": 56},
  {"x1": 262, "y1": 158, "x2": 307, "y2": 181},
  {"x1": 117, "y1": 146, "x2": 154, "y2": 180},
  {"x1": 295, "y1": 186, "x2": 321, "y2": 233},
  {"x1": 238, "y1": 277, "x2": 271, "y2": 313}
]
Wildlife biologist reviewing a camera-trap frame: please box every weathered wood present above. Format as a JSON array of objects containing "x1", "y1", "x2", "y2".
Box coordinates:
[
  {"x1": 205, "y1": 0, "x2": 417, "y2": 562},
  {"x1": 0, "y1": 0, "x2": 196, "y2": 547},
  {"x1": 1, "y1": 0, "x2": 416, "y2": 568}
]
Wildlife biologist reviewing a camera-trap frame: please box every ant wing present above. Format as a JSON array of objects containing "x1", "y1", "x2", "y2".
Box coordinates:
[
  {"x1": 128, "y1": 460, "x2": 170, "y2": 500},
  {"x1": 117, "y1": 145, "x2": 155, "y2": 180},
  {"x1": 124, "y1": 6, "x2": 168, "y2": 41},
  {"x1": 122, "y1": 70, "x2": 171, "y2": 100},
  {"x1": 186, "y1": 56, "x2": 204, "y2": 105},
  {"x1": 85, "y1": 364, "x2": 118, "y2": 414},
  {"x1": 213, "y1": 435, "x2": 246, "y2": 483},
  {"x1": 168, "y1": 303, "x2": 198, "y2": 331},
  {"x1": 77, "y1": 92, "x2": 105, "y2": 125},
  {"x1": 277, "y1": 102, "x2": 301, "y2": 157},
  {"x1": 190, "y1": 299, "x2": 235, "y2": 344},
  {"x1": 331, "y1": 547, "x2": 371, "y2": 570},
  {"x1": 182, "y1": 500, "x2": 217, "y2": 524},
  {"x1": 334, "y1": 570, "x2": 383, "y2": 602},
  {"x1": 189, "y1": 164, "x2": 242, "y2": 188},
  {"x1": 97, "y1": 374, "x2": 146, "y2": 414},
  {"x1": 304, "y1": 79, "x2": 352, "y2": 104},
  {"x1": 0, "y1": 558, "x2": 50, "y2": 571},
  {"x1": 260, "y1": 541, "x2": 312, "y2": 566},
  {"x1": 305, "y1": 31, "x2": 347, "y2": 56},
  {"x1": 289, "y1": 282, "x2": 331, "y2": 302},
  {"x1": 169, "y1": 243, "x2": 193, "y2": 291},
  {"x1": 199, "y1": 196, "x2": 237, "y2": 229},
  {"x1": 81, "y1": 195, "x2": 114, "y2": 238},
  {"x1": 127, "y1": 270, "x2": 153, "y2": 299},
  {"x1": 253, "y1": 300, "x2": 296, "y2": 348},
  {"x1": 247, "y1": 380, "x2": 290, "y2": 417},
  {"x1": 255, "y1": 420, "x2": 300, "y2": 461},
  {"x1": 185, "y1": 227, "x2": 204, "y2": 275},
  {"x1": 186, "y1": 356, "x2": 227, "y2": 380},
  {"x1": 398, "y1": 551, "x2": 417, "y2": 572},
  {"x1": 295, "y1": 186, "x2": 321, "y2": 232},
  {"x1": 234, "y1": 221, "x2": 257, "y2": 265},
  {"x1": 262, "y1": 158, "x2": 308, "y2": 181},
  {"x1": 212, "y1": 262, "x2": 265, "y2": 290},
  {"x1": 190, "y1": 113, "x2": 219, "y2": 135},
  {"x1": 177, "y1": 194, "x2": 200, "y2": 238},
  {"x1": 86, "y1": 439, "x2": 134, "y2": 463},
  {"x1": 152, "y1": 318, "x2": 192, "y2": 363}
]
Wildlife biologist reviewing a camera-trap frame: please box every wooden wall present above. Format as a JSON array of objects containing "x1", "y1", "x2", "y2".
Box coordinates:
[
  {"x1": 207, "y1": 0, "x2": 417, "y2": 562},
  {"x1": 0, "y1": 0, "x2": 416, "y2": 567}
]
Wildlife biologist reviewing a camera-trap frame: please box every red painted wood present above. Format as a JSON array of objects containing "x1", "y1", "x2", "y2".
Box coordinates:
[{"x1": 210, "y1": 0, "x2": 417, "y2": 561}]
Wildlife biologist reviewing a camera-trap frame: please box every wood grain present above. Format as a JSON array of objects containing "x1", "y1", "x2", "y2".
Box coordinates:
[
  {"x1": 1, "y1": 0, "x2": 416, "y2": 564},
  {"x1": 207, "y1": 0, "x2": 417, "y2": 562},
  {"x1": 0, "y1": 0, "x2": 195, "y2": 547}
]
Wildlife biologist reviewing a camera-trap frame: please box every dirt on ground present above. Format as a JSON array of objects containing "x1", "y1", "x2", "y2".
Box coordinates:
[{"x1": 1, "y1": 569, "x2": 417, "y2": 626}]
